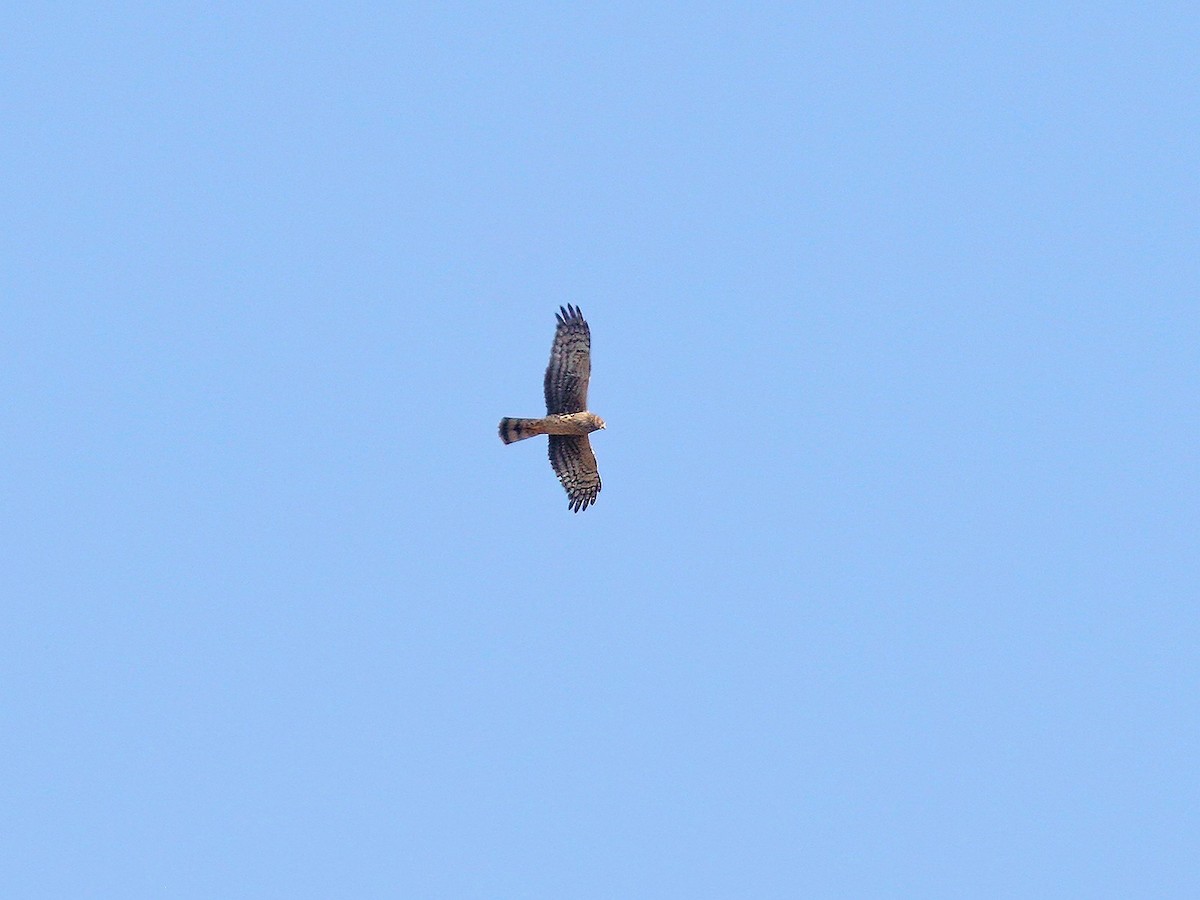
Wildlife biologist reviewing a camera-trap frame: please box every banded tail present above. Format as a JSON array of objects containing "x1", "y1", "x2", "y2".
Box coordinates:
[{"x1": 499, "y1": 417, "x2": 545, "y2": 444}]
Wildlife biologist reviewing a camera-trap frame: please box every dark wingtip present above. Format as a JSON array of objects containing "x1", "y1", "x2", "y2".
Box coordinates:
[{"x1": 567, "y1": 492, "x2": 597, "y2": 512}]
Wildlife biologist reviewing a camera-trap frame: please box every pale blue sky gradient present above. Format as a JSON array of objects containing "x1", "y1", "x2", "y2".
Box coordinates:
[{"x1": 3, "y1": 3, "x2": 1197, "y2": 897}]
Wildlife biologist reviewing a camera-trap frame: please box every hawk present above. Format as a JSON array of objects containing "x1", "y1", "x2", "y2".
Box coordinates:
[{"x1": 499, "y1": 305, "x2": 606, "y2": 512}]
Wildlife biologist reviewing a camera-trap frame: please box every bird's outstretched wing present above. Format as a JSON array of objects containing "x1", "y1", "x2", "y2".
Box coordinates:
[
  {"x1": 544, "y1": 304, "x2": 591, "y2": 414},
  {"x1": 549, "y1": 435, "x2": 601, "y2": 512}
]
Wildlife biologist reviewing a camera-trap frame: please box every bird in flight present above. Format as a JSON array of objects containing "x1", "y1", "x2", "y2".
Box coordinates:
[{"x1": 499, "y1": 305, "x2": 605, "y2": 512}]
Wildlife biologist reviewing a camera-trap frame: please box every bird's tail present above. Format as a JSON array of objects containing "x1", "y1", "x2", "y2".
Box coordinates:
[{"x1": 499, "y1": 417, "x2": 546, "y2": 444}]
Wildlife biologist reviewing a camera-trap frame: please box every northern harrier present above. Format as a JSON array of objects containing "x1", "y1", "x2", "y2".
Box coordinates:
[{"x1": 499, "y1": 305, "x2": 605, "y2": 512}]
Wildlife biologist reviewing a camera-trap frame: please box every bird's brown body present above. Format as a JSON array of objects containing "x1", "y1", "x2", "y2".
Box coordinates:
[{"x1": 499, "y1": 412, "x2": 606, "y2": 444}]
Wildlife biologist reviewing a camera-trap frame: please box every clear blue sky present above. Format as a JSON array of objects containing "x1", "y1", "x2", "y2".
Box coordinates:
[{"x1": 3, "y1": 3, "x2": 1196, "y2": 896}]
